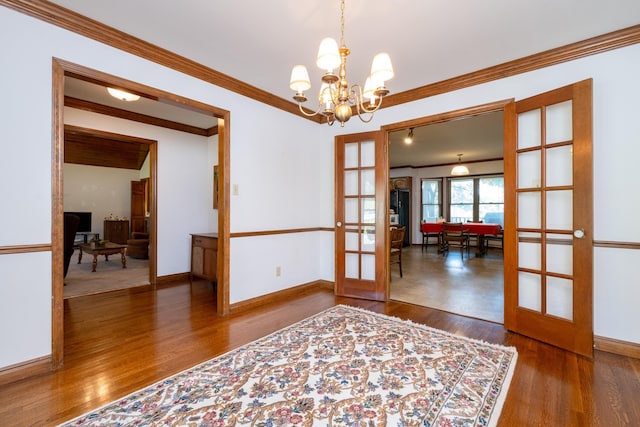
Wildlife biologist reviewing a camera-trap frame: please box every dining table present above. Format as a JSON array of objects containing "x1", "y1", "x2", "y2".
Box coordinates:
[{"x1": 421, "y1": 222, "x2": 502, "y2": 256}]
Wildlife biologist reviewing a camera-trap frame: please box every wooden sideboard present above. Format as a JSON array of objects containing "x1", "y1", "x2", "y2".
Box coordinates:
[
  {"x1": 191, "y1": 233, "x2": 218, "y2": 283},
  {"x1": 104, "y1": 220, "x2": 129, "y2": 244}
]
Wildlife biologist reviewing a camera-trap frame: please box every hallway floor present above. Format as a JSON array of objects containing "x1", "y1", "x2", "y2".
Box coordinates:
[{"x1": 390, "y1": 244, "x2": 504, "y2": 323}]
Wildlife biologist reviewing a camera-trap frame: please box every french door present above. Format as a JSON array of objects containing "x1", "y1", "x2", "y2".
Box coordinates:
[
  {"x1": 504, "y1": 79, "x2": 593, "y2": 357},
  {"x1": 335, "y1": 131, "x2": 387, "y2": 301}
]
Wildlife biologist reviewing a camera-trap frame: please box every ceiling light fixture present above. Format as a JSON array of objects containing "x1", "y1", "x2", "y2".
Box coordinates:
[
  {"x1": 107, "y1": 87, "x2": 140, "y2": 102},
  {"x1": 451, "y1": 154, "x2": 470, "y2": 176},
  {"x1": 404, "y1": 128, "x2": 414, "y2": 144},
  {"x1": 289, "y1": 0, "x2": 394, "y2": 127}
]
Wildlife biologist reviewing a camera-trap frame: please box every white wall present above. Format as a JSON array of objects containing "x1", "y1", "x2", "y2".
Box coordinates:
[{"x1": 64, "y1": 163, "x2": 141, "y2": 237}]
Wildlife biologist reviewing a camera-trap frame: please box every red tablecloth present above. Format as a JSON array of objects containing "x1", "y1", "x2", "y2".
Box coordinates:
[
  {"x1": 464, "y1": 222, "x2": 502, "y2": 236},
  {"x1": 421, "y1": 222, "x2": 502, "y2": 236},
  {"x1": 421, "y1": 223, "x2": 442, "y2": 233}
]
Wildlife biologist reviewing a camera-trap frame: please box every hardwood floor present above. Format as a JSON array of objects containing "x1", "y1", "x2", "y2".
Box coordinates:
[
  {"x1": 1, "y1": 281, "x2": 639, "y2": 426},
  {"x1": 390, "y1": 244, "x2": 504, "y2": 323}
]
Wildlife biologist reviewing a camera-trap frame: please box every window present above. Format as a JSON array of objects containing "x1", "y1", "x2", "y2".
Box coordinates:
[
  {"x1": 479, "y1": 176, "x2": 504, "y2": 227},
  {"x1": 449, "y1": 179, "x2": 474, "y2": 223},
  {"x1": 421, "y1": 179, "x2": 442, "y2": 223},
  {"x1": 448, "y1": 175, "x2": 504, "y2": 226}
]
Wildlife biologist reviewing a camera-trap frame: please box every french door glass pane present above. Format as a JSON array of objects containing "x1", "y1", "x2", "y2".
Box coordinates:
[
  {"x1": 519, "y1": 271, "x2": 542, "y2": 312},
  {"x1": 546, "y1": 234, "x2": 573, "y2": 275},
  {"x1": 345, "y1": 228, "x2": 359, "y2": 251},
  {"x1": 361, "y1": 169, "x2": 375, "y2": 195},
  {"x1": 344, "y1": 171, "x2": 358, "y2": 196},
  {"x1": 518, "y1": 150, "x2": 541, "y2": 188},
  {"x1": 546, "y1": 101, "x2": 573, "y2": 144},
  {"x1": 546, "y1": 277, "x2": 573, "y2": 320},
  {"x1": 518, "y1": 109, "x2": 541, "y2": 149},
  {"x1": 360, "y1": 141, "x2": 375, "y2": 167},
  {"x1": 345, "y1": 199, "x2": 358, "y2": 223},
  {"x1": 362, "y1": 254, "x2": 375, "y2": 280},
  {"x1": 546, "y1": 190, "x2": 573, "y2": 230},
  {"x1": 344, "y1": 143, "x2": 358, "y2": 168},
  {"x1": 345, "y1": 253, "x2": 358, "y2": 279},
  {"x1": 518, "y1": 239, "x2": 541, "y2": 270},
  {"x1": 518, "y1": 192, "x2": 541, "y2": 229},
  {"x1": 546, "y1": 145, "x2": 573, "y2": 187},
  {"x1": 362, "y1": 226, "x2": 375, "y2": 252},
  {"x1": 361, "y1": 198, "x2": 376, "y2": 224}
]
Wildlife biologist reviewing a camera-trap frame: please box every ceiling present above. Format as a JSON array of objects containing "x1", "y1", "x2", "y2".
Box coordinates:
[{"x1": 48, "y1": 0, "x2": 640, "y2": 168}]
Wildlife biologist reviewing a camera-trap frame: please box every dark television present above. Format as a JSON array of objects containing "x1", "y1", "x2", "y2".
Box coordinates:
[{"x1": 64, "y1": 211, "x2": 92, "y2": 232}]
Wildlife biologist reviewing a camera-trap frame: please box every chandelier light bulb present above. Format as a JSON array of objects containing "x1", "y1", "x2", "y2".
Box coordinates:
[
  {"x1": 363, "y1": 77, "x2": 377, "y2": 105},
  {"x1": 370, "y1": 52, "x2": 394, "y2": 84},
  {"x1": 316, "y1": 38, "x2": 341, "y2": 72},
  {"x1": 289, "y1": 65, "x2": 311, "y2": 93}
]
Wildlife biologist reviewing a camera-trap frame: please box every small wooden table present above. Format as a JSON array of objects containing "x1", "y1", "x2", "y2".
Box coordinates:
[{"x1": 78, "y1": 242, "x2": 128, "y2": 272}]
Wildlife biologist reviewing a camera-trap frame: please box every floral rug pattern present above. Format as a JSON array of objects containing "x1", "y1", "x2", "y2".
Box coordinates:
[{"x1": 60, "y1": 305, "x2": 517, "y2": 426}]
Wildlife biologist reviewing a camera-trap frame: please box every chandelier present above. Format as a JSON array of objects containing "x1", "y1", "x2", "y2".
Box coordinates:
[{"x1": 289, "y1": 0, "x2": 394, "y2": 127}]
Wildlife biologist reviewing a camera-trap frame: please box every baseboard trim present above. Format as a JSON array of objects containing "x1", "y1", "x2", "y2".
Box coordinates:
[
  {"x1": 594, "y1": 335, "x2": 640, "y2": 359},
  {"x1": 0, "y1": 355, "x2": 52, "y2": 386},
  {"x1": 230, "y1": 280, "x2": 334, "y2": 313},
  {"x1": 156, "y1": 272, "x2": 191, "y2": 286}
]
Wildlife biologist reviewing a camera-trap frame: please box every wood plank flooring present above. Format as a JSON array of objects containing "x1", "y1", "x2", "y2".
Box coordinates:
[
  {"x1": 0, "y1": 281, "x2": 639, "y2": 426},
  {"x1": 390, "y1": 244, "x2": 504, "y2": 323}
]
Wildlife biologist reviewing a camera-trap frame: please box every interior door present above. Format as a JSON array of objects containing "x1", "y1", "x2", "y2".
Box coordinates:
[
  {"x1": 131, "y1": 180, "x2": 146, "y2": 233},
  {"x1": 504, "y1": 79, "x2": 593, "y2": 357},
  {"x1": 335, "y1": 131, "x2": 387, "y2": 301}
]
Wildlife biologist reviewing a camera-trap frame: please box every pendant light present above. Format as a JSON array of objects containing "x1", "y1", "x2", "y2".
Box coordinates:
[{"x1": 451, "y1": 154, "x2": 470, "y2": 176}]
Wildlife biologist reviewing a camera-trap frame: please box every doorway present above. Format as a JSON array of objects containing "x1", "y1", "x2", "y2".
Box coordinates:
[
  {"x1": 62, "y1": 125, "x2": 156, "y2": 298},
  {"x1": 382, "y1": 100, "x2": 511, "y2": 323},
  {"x1": 51, "y1": 59, "x2": 231, "y2": 367}
]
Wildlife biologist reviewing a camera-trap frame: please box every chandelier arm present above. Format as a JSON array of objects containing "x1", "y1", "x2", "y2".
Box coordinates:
[
  {"x1": 351, "y1": 84, "x2": 384, "y2": 114},
  {"x1": 297, "y1": 102, "x2": 327, "y2": 118},
  {"x1": 353, "y1": 101, "x2": 376, "y2": 123},
  {"x1": 357, "y1": 95, "x2": 383, "y2": 114}
]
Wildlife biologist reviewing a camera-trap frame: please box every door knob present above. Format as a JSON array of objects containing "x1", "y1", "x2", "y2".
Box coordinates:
[
  {"x1": 573, "y1": 229, "x2": 585, "y2": 239},
  {"x1": 336, "y1": 221, "x2": 342, "y2": 227}
]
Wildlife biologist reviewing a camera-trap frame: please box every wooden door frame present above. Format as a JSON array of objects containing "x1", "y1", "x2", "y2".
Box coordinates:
[
  {"x1": 51, "y1": 59, "x2": 231, "y2": 367},
  {"x1": 380, "y1": 99, "x2": 513, "y2": 299},
  {"x1": 334, "y1": 131, "x2": 388, "y2": 301}
]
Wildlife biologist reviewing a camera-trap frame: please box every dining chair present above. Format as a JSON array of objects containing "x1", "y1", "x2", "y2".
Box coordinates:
[
  {"x1": 442, "y1": 222, "x2": 470, "y2": 259},
  {"x1": 421, "y1": 223, "x2": 441, "y2": 252},
  {"x1": 484, "y1": 229, "x2": 504, "y2": 252},
  {"x1": 390, "y1": 226, "x2": 406, "y2": 278}
]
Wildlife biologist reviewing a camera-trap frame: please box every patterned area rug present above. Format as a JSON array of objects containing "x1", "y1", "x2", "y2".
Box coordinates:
[{"x1": 59, "y1": 305, "x2": 517, "y2": 426}]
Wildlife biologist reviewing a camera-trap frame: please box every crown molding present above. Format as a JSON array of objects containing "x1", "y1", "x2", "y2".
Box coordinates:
[
  {"x1": 383, "y1": 24, "x2": 640, "y2": 108},
  {"x1": 3, "y1": 0, "x2": 639, "y2": 122}
]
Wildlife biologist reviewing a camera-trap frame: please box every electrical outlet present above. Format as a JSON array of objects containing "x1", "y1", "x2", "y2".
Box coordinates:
[
  {"x1": 232, "y1": 184, "x2": 239, "y2": 196},
  {"x1": 275, "y1": 266, "x2": 281, "y2": 277}
]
